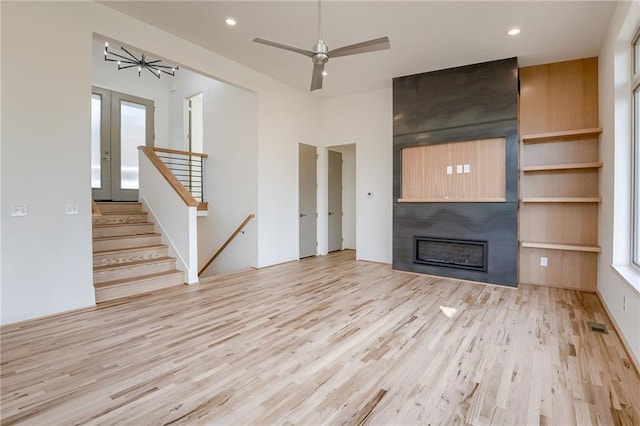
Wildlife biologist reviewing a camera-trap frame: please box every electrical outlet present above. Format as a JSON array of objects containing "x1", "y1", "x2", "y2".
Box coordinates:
[
  {"x1": 446, "y1": 165, "x2": 453, "y2": 175},
  {"x1": 11, "y1": 203, "x2": 28, "y2": 217},
  {"x1": 463, "y1": 164, "x2": 470, "y2": 173},
  {"x1": 540, "y1": 257, "x2": 548, "y2": 267},
  {"x1": 623, "y1": 296, "x2": 627, "y2": 312},
  {"x1": 456, "y1": 164, "x2": 463, "y2": 174}
]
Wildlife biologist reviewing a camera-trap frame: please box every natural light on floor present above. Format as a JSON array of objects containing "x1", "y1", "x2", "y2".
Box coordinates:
[{"x1": 439, "y1": 305, "x2": 458, "y2": 318}]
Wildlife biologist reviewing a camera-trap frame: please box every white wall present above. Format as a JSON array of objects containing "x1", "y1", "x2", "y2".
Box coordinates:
[
  {"x1": 1, "y1": 2, "x2": 96, "y2": 324},
  {"x1": 598, "y1": 0, "x2": 640, "y2": 367},
  {"x1": 92, "y1": 39, "x2": 172, "y2": 148},
  {"x1": 319, "y1": 89, "x2": 392, "y2": 263},
  {"x1": 0, "y1": 1, "x2": 318, "y2": 324},
  {"x1": 168, "y1": 69, "x2": 258, "y2": 277}
]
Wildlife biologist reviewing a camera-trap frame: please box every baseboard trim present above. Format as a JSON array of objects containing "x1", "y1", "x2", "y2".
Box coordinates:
[{"x1": 595, "y1": 289, "x2": 640, "y2": 377}]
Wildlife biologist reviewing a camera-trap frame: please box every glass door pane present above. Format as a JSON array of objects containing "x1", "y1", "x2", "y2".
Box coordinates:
[
  {"x1": 91, "y1": 94, "x2": 102, "y2": 188},
  {"x1": 119, "y1": 100, "x2": 146, "y2": 190}
]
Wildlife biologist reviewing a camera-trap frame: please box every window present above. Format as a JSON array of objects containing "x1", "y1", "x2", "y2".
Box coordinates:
[{"x1": 633, "y1": 29, "x2": 640, "y2": 266}]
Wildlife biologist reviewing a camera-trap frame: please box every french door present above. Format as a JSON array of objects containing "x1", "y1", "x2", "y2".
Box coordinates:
[{"x1": 91, "y1": 87, "x2": 154, "y2": 201}]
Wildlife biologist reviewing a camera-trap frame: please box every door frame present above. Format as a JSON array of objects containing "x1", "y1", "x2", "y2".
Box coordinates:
[{"x1": 91, "y1": 86, "x2": 154, "y2": 201}]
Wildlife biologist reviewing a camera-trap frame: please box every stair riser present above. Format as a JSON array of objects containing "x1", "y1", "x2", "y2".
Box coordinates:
[
  {"x1": 93, "y1": 247, "x2": 169, "y2": 267},
  {"x1": 92, "y1": 214, "x2": 148, "y2": 226},
  {"x1": 95, "y1": 203, "x2": 142, "y2": 214},
  {"x1": 94, "y1": 259, "x2": 176, "y2": 284},
  {"x1": 95, "y1": 273, "x2": 184, "y2": 303},
  {"x1": 93, "y1": 235, "x2": 162, "y2": 252},
  {"x1": 93, "y1": 224, "x2": 155, "y2": 238}
]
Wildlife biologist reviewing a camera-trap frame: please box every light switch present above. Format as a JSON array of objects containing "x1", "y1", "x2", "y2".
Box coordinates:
[
  {"x1": 456, "y1": 164, "x2": 463, "y2": 174},
  {"x1": 463, "y1": 164, "x2": 470, "y2": 173},
  {"x1": 11, "y1": 203, "x2": 28, "y2": 217},
  {"x1": 540, "y1": 257, "x2": 548, "y2": 267},
  {"x1": 446, "y1": 165, "x2": 453, "y2": 175},
  {"x1": 65, "y1": 203, "x2": 79, "y2": 215}
]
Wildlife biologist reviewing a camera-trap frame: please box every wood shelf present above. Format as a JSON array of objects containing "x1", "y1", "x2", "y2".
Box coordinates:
[
  {"x1": 521, "y1": 197, "x2": 601, "y2": 203},
  {"x1": 522, "y1": 162, "x2": 603, "y2": 172},
  {"x1": 397, "y1": 198, "x2": 506, "y2": 203},
  {"x1": 521, "y1": 241, "x2": 602, "y2": 253},
  {"x1": 521, "y1": 127, "x2": 603, "y2": 143}
]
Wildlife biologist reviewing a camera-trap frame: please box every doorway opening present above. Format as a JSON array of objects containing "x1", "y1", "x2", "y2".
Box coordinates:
[{"x1": 327, "y1": 144, "x2": 356, "y2": 254}]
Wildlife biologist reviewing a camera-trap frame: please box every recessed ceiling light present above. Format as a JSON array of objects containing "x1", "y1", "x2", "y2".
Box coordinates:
[
  {"x1": 225, "y1": 18, "x2": 237, "y2": 27},
  {"x1": 507, "y1": 28, "x2": 521, "y2": 36}
]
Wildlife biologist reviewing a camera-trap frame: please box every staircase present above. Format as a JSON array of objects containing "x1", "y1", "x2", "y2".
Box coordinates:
[{"x1": 92, "y1": 202, "x2": 184, "y2": 303}]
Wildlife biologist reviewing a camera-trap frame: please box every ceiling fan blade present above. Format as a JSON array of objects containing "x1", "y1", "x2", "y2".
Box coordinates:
[
  {"x1": 311, "y1": 62, "x2": 325, "y2": 91},
  {"x1": 253, "y1": 38, "x2": 315, "y2": 58},
  {"x1": 329, "y1": 36, "x2": 390, "y2": 58}
]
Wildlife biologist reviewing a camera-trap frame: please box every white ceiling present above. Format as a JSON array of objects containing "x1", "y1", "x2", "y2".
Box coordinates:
[{"x1": 102, "y1": 1, "x2": 616, "y2": 98}]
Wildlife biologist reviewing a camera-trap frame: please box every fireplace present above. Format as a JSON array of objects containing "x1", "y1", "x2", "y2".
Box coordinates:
[{"x1": 414, "y1": 237, "x2": 487, "y2": 272}]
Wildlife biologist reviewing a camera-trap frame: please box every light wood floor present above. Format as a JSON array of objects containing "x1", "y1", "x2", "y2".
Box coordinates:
[{"x1": 1, "y1": 251, "x2": 638, "y2": 425}]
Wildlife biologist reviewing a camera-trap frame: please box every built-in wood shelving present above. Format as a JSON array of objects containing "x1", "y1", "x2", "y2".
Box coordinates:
[
  {"x1": 397, "y1": 198, "x2": 506, "y2": 203},
  {"x1": 520, "y1": 197, "x2": 602, "y2": 203},
  {"x1": 521, "y1": 127, "x2": 603, "y2": 143},
  {"x1": 521, "y1": 162, "x2": 603, "y2": 172},
  {"x1": 518, "y1": 58, "x2": 600, "y2": 291},
  {"x1": 520, "y1": 241, "x2": 602, "y2": 253}
]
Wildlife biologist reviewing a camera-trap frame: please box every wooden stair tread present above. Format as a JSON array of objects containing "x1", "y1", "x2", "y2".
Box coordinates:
[
  {"x1": 93, "y1": 244, "x2": 168, "y2": 256},
  {"x1": 93, "y1": 233, "x2": 161, "y2": 242},
  {"x1": 92, "y1": 222, "x2": 153, "y2": 229},
  {"x1": 93, "y1": 256, "x2": 175, "y2": 273},
  {"x1": 94, "y1": 270, "x2": 184, "y2": 289}
]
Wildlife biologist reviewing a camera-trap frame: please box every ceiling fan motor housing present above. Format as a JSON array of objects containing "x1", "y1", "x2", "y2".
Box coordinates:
[{"x1": 312, "y1": 41, "x2": 328, "y2": 64}]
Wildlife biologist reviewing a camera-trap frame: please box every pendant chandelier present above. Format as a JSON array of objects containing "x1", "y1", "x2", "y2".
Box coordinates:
[{"x1": 104, "y1": 42, "x2": 178, "y2": 78}]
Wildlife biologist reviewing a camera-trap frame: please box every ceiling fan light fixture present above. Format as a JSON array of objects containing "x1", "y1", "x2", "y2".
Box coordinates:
[
  {"x1": 225, "y1": 17, "x2": 237, "y2": 27},
  {"x1": 507, "y1": 28, "x2": 521, "y2": 36},
  {"x1": 252, "y1": 0, "x2": 390, "y2": 91}
]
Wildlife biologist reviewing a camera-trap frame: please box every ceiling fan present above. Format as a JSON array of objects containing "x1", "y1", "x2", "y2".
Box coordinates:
[{"x1": 253, "y1": 0, "x2": 390, "y2": 91}]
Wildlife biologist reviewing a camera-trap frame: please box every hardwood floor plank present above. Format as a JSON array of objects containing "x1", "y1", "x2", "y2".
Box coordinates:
[{"x1": 1, "y1": 251, "x2": 638, "y2": 425}]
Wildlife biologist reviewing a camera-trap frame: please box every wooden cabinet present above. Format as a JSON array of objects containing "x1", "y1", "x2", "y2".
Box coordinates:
[{"x1": 519, "y1": 58, "x2": 600, "y2": 291}]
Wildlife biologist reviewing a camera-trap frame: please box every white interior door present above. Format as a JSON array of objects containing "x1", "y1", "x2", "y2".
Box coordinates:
[
  {"x1": 91, "y1": 87, "x2": 154, "y2": 201},
  {"x1": 328, "y1": 150, "x2": 343, "y2": 252},
  {"x1": 299, "y1": 143, "x2": 317, "y2": 258}
]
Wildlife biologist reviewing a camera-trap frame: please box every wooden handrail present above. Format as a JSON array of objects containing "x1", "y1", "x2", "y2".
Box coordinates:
[
  {"x1": 138, "y1": 146, "x2": 199, "y2": 207},
  {"x1": 199, "y1": 214, "x2": 256, "y2": 277},
  {"x1": 151, "y1": 146, "x2": 209, "y2": 158},
  {"x1": 92, "y1": 200, "x2": 102, "y2": 217}
]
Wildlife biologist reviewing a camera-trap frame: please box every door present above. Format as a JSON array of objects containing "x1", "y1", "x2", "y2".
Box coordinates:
[
  {"x1": 299, "y1": 143, "x2": 317, "y2": 258},
  {"x1": 91, "y1": 87, "x2": 154, "y2": 201},
  {"x1": 328, "y1": 150, "x2": 343, "y2": 252}
]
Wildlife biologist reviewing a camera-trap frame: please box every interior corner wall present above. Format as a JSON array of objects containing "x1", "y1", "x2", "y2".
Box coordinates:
[
  {"x1": 597, "y1": 0, "x2": 640, "y2": 366},
  {"x1": 1, "y1": 2, "x2": 96, "y2": 324},
  {"x1": 319, "y1": 88, "x2": 393, "y2": 264},
  {"x1": 0, "y1": 1, "x2": 319, "y2": 324}
]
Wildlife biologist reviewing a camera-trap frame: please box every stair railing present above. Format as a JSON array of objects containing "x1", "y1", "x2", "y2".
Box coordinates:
[
  {"x1": 199, "y1": 214, "x2": 256, "y2": 277},
  {"x1": 138, "y1": 146, "x2": 208, "y2": 209}
]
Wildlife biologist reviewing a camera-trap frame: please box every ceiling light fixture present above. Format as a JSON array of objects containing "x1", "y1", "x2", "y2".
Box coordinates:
[
  {"x1": 103, "y1": 42, "x2": 178, "y2": 78},
  {"x1": 322, "y1": 70, "x2": 328, "y2": 76},
  {"x1": 507, "y1": 28, "x2": 521, "y2": 36},
  {"x1": 225, "y1": 18, "x2": 237, "y2": 26}
]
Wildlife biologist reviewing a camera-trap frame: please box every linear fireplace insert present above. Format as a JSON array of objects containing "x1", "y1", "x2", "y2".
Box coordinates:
[{"x1": 414, "y1": 237, "x2": 488, "y2": 272}]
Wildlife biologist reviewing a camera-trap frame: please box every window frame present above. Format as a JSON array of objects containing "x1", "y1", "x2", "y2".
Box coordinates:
[{"x1": 632, "y1": 28, "x2": 640, "y2": 267}]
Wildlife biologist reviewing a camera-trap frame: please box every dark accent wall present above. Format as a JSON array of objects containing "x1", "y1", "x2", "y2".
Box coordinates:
[{"x1": 393, "y1": 58, "x2": 519, "y2": 287}]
